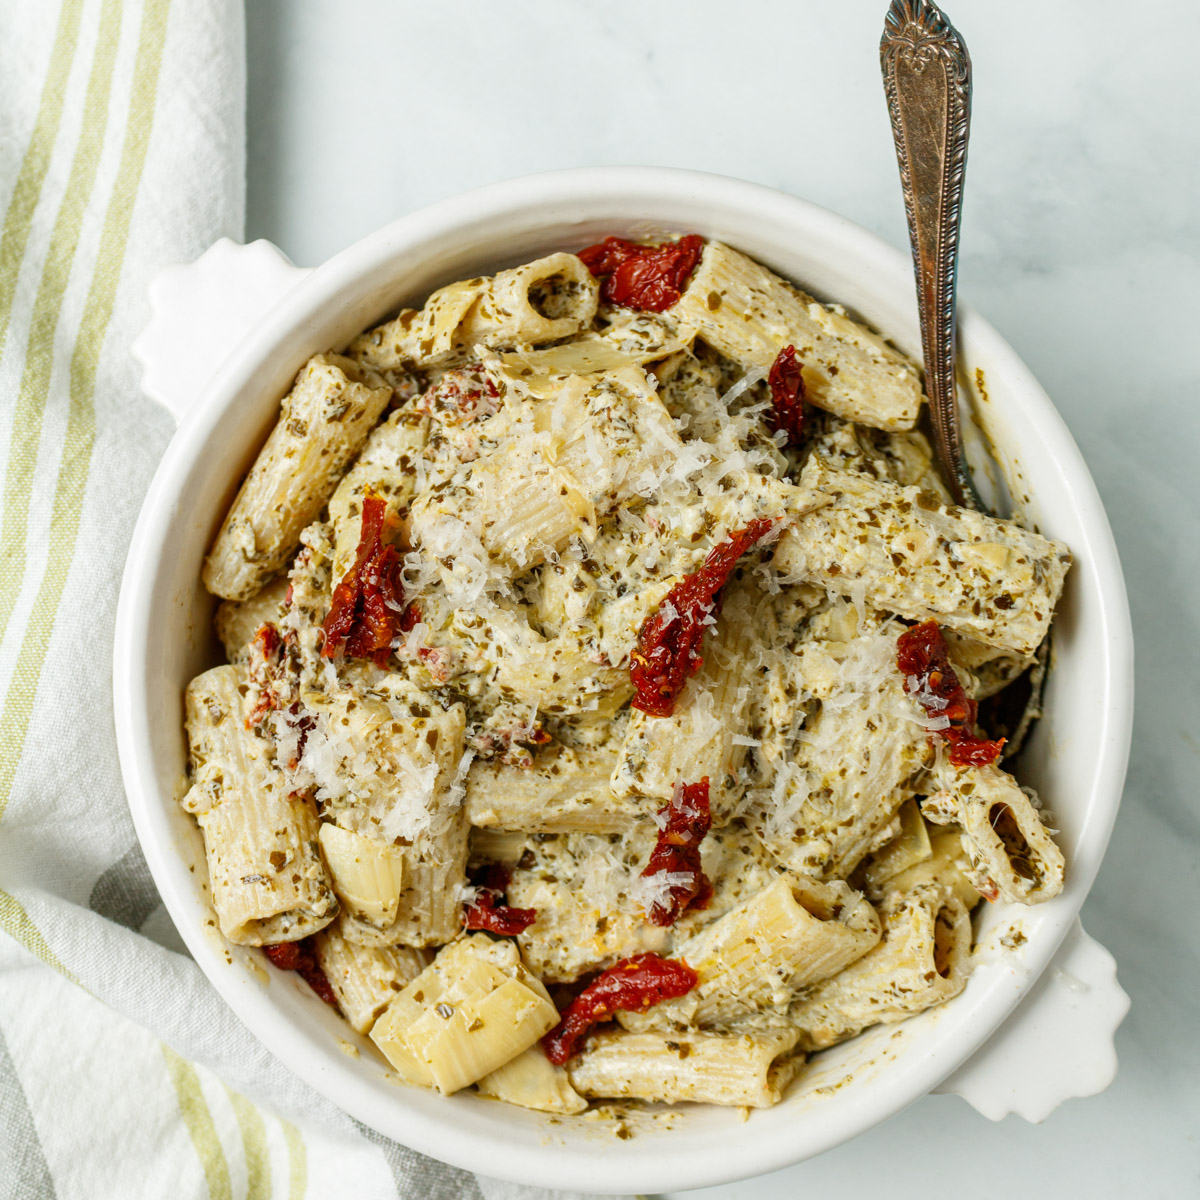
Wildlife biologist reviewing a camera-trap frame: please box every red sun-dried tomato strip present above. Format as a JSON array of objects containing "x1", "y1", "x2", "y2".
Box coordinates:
[
  {"x1": 541, "y1": 953, "x2": 698, "y2": 1065},
  {"x1": 321, "y1": 494, "x2": 406, "y2": 666},
  {"x1": 417, "y1": 363, "x2": 503, "y2": 425},
  {"x1": 640, "y1": 779, "x2": 713, "y2": 926},
  {"x1": 630, "y1": 519, "x2": 777, "y2": 717},
  {"x1": 263, "y1": 938, "x2": 339, "y2": 1008},
  {"x1": 399, "y1": 600, "x2": 422, "y2": 632},
  {"x1": 768, "y1": 344, "x2": 807, "y2": 444},
  {"x1": 246, "y1": 623, "x2": 284, "y2": 728},
  {"x1": 245, "y1": 622, "x2": 313, "y2": 767},
  {"x1": 897, "y1": 620, "x2": 1005, "y2": 768},
  {"x1": 461, "y1": 863, "x2": 537, "y2": 936},
  {"x1": 577, "y1": 234, "x2": 704, "y2": 312}
]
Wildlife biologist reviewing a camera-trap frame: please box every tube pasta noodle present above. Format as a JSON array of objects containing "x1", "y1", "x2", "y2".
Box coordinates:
[
  {"x1": 185, "y1": 234, "x2": 1071, "y2": 1117},
  {"x1": 313, "y1": 922, "x2": 429, "y2": 1034},
  {"x1": 773, "y1": 457, "x2": 1070, "y2": 656},
  {"x1": 923, "y1": 758, "x2": 1065, "y2": 905},
  {"x1": 624, "y1": 876, "x2": 881, "y2": 1030},
  {"x1": 203, "y1": 354, "x2": 393, "y2": 601},
  {"x1": 465, "y1": 742, "x2": 652, "y2": 833},
  {"x1": 214, "y1": 576, "x2": 289, "y2": 663},
  {"x1": 672, "y1": 240, "x2": 924, "y2": 431},
  {"x1": 494, "y1": 312, "x2": 689, "y2": 398},
  {"x1": 789, "y1": 890, "x2": 973, "y2": 1051},
  {"x1": 317, "y1": 823, "x2": 406, "y2": 926},
  {"x1": 568, "y1": 1027, "x2": 803, "y2": 1108},
  {"x1": 747, "y1": 621, "x2": 930, "y2": 879},
  {"x1": 327, "y1": 405, "x2": 429, "y2": 582},
  {"x1": 183, "y1": 666, "x2": 337, "y2": 944},
  {"x1": 881, "y1": 827, "x2": 982, "y2": 913},
  {"x1": 408, "y1": 366, "x2": 686, "y2": 573},
  {"x1": 860, "y1": 798, "x2": 932, "y2": 893},
  {"x1": 506, "y1": 825, "x2": 780, "y2": 986},
  {"x1": 349, "y1": 253, "x2": 599, "y2": 371},
  {"x1": 299, "y1": 683, "x2": 469, "y2": 945},
  {"x1": 506, "y1": 832, "x2": 671, "y2": 983},
  {"x1": 611, "y1": 580, "x2": 771, "y2": 823},
  {"x1": 475, "y1": 604, "x2": 633, "y2": 719}
]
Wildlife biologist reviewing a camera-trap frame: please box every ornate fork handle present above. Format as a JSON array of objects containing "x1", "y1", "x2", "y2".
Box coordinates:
[{"x1": 881, "y1": 0, "x2": 981, "y2": 509}]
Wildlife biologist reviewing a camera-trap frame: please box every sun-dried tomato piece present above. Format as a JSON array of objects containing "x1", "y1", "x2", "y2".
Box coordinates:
[
  {"x1": 461, "y1": 864, "x2": 537, "y2": 936},
  {"x1": 768, "y1": 344, "x2": 806, "y2": 444},
  {"x1": 284, "y1": 705, "x2": 316, "y2": 772},
  {"x1": 541, "y1": 953, "x2": 698, "y2": 1065},
  {"x1": 417, "y1": 363, "x2": 503, "y2": 425},
  {"x1": 897, "y1": 620, "x2": 1005, "y2": 768},
  {"x1": 262, "y1": 938, "x2": 338, "y2": 1008},
  {"x1": 246, "y1": 623, "x2": 284, "y2": 728},
  {"x1": 947, "y1": 736, "x2": 1007, "y2": 768},
  {"x1": 577, "y1": 234, "x2": 704, "y2": 312},
  {"x1": 321, "y1": 494, "x2": 406, "y2": 666},
  {"x1": 243, "y1": 621, "x2": 313, "y2": 768},
  {"x1": 630, "y1": 519, "x2": 776, "y2": 717},
  {"x1": 640, "y1": 779, "x2": 713, "y2": 925}
]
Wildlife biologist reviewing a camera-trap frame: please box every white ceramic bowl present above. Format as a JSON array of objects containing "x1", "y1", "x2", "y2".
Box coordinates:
[{"x1": 115, "y1": 167, "x2": 1133, "y2": 1193}]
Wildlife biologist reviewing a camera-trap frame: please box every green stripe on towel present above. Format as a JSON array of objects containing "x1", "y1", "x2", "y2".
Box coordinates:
[
  {"x1": 225, "y1": 1086, "x2": 273, "y2": 1200},
  {"x1": 0, "y1": 0, "x2": 123, "y2": 647},
  {"x1": 0, "y1": 0, "x2": 86, "y2": 356},
  {"x1": 0, "y1": 888, "x2": 75, "y2": 981},
  {"x1": 163, "y1": 1045, "x2": 233, "y2": 1200},
  {"x1": 280, "y1": 1118, "x2": 308, "y2": 1200},
  {"x1": 0, "y1": 0, "x2": 171, "y2": 829}
]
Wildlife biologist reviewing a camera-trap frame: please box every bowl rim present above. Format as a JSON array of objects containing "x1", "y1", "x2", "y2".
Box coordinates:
[{"x1": 114, "y1": 165, "x2": 1134, "y2": 1193}]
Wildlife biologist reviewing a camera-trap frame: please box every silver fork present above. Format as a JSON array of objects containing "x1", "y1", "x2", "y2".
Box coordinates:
[{"x1": 880, "y1": 0, "x2": 983, "y2": 510}]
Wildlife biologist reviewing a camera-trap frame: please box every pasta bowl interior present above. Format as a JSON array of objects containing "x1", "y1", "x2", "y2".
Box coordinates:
[{"x1": 114, "y1": 168, "x2": 1132, "y2": 1194}]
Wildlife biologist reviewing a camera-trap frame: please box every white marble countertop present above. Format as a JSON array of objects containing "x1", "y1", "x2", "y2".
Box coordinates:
[{"x1": 245, "y1": 2, "x2": 1199, "y2": 1196}]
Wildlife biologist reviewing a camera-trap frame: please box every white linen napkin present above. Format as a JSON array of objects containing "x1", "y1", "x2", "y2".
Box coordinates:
[{"x1": 0, "y1": 3, "x2": 620, "y2": 1197}]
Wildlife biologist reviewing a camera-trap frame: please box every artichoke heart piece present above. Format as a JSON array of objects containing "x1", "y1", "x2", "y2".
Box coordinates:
[
  {"x1": 370, "y1": 934, "x2": 557, "y2": 1095},
  {"x1": 318, "y1": 823, "x2": 406, "y2": 926}
]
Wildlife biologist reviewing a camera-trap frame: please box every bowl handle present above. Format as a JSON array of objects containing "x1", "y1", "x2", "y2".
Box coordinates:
[
  {"x1": 935, "y1": 919, "x2": 1129, "y2": 1121},
  {"x1": 131, "y1": 238, "x2": 312, "y2": 425}
]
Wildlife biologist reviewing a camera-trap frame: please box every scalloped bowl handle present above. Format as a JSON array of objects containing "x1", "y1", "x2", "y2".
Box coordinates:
[
  {"x1": 936, "y1": 919, "x2": 1130, "y2": 1122},
  {"x1": 131, "y1": 238, "x2": 312, "y2": 425}
]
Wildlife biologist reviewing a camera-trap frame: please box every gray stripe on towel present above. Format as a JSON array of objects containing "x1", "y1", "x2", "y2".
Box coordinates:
[
  {"x1": 351, "y1": 1119, "x2": 485, "y2": 1200},
  {"x1": 0, "y1": 1020, "x2": 57, "y2": 1200},
  {"x1": 88, "y1": 841, "x2": 160, "y2": 932}
]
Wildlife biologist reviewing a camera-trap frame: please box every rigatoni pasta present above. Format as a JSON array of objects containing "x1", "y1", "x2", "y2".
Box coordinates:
[
  {"x1": 568, "y1": 1027, "x2": 803, "y2": 1108},
  {"x1": 349, "y1": 253, "x2": 599, "y2": 371},
  {"x1": 922, "y1": 757, "x2": 1065, "y2": 904},
  {"x1": 788, "y1": 889, "x2": 973, "y2": 1051},
  {"x1": 773, "y1": 456, "x2": 1070, "y2": 656},
  {"x1": 203, "y1": 354, "x2": 392, "y2": 601},
  {"x1": 313, "y1": 922, "x2": 429, "y2": 1034},
  {"x1": 476, "y1": 1047, "x2": 588, "y2": 1115},
  {"x1": 672, "y1": 240, "x2": 924, "y2": 431},
  {"x1": 465, "y1": 742, "x2": 650, "y2": 833},
  {"x1": 182, "y1": 233, "x2": 1070, "y2": 1118},
  {"x1": 622, "y1": 876, "x2": 881, "y2": 1030},
  {"x1": 183, "y1": 665, "x2": 337, "y2": 944}
]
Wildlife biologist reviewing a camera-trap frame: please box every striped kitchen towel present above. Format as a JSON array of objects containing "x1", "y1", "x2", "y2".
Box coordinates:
[{"x1": 0, "y1": 3, "x2": 614, "y2": 1198}]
